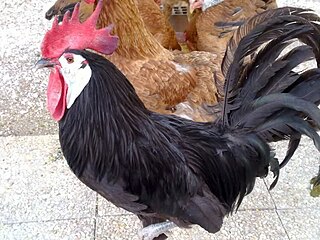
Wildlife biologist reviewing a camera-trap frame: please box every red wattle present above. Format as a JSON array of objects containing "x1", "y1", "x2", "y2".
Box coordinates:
[{"x1": 46, "y1": 66, "x2": 67, "y2": 121}]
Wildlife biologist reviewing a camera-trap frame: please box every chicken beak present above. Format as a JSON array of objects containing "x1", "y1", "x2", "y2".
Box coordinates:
[
  {"x1": 189, "y1": 0, "x2": 195, "y2": 14},
  {"x1": 35, "y1": 58, "x2": 56, "y2": 70},
  {"x1": 190, "y1": 5, "x2": 195, "y2": 14}
]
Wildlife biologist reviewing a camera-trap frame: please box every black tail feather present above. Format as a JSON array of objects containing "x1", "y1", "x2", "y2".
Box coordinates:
[
  {"x1": 222, "y1": 8, "x2": 320, "y2": 125},
  {"x1": 286, "y1": 69, "x2": 320, "y2": 104},
  {"x1": 260, "y1": 46, "x2": 314, "y2": 96},
  {"x1": 220, "y1": 7, "x2": 320, "y2": 190},
  {"x1": 256, "y1": 116, "x2": 320, "y2": 150},
  {"x1": 279, "y1": 134, "x2": 301, "y2": 168}
]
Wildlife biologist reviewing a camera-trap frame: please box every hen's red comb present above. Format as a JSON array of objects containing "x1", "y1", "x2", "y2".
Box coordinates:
[{"x1": 41, "y1": 0, "x2": 118, "y2": 59}]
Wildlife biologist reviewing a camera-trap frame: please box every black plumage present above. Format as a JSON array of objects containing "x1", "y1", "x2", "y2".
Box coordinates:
[{"x1": 54, "y1": 7, "x2": 320, "y2": 239}]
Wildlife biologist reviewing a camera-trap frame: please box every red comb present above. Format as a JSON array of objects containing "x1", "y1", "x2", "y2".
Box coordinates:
[{"x1": 41, "y1": 0, "x2": 118, "y2": 59}]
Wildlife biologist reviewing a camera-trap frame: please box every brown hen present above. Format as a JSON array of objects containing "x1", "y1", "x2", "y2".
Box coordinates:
[
  {"x1": 186, "y1": 0, "x2": 278, "y2": 58},
  {"x1": 98, "y1": 0, "x2": 224, "y2": 121}
]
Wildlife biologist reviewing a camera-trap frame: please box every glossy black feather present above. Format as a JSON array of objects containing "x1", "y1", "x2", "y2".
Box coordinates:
[
  {"x1": 222, "y1": 8, "x2": 320, "y2": 124},
  {"x1": 279, "y1": 134, "x2": 301, "y2": 169},
  {"x1": 58, "y1": 50, "x2": 271, "y2": 233}
]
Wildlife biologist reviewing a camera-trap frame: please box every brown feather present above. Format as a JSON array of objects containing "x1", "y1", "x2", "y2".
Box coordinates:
[{"x1": 136, "y1": 0, "x2": 181, "y2": 50}]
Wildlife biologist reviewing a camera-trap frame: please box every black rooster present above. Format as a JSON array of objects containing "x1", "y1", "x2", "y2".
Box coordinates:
[{"x1": 36, "y1": 1, "x2": 320, "y2": 239}]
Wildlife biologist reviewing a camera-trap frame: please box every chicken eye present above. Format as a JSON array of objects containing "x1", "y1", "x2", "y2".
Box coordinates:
[{"x1": 66, "y1": 57, "x2": 74, "y2": 64}]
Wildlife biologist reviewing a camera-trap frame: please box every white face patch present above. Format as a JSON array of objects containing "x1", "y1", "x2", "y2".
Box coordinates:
[{"x1": 58, "y1": 53, "x2": 92, "y2": 109}]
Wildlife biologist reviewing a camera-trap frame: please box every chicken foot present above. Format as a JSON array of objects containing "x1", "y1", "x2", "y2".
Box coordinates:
[{"x1": 138, "y1": 221, "x2": 177, "y2": 240}]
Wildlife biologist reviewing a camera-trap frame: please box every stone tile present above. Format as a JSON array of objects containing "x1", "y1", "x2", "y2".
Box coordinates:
[
  {"x1": 0, "y1": 0, "x2": 58, "y2": 136},
  {"x1": 223, "y1": 210, "x2": 288, "y2": 240},
  {"x1": 265, "y1": 137, "x2": 320, "y2": 209},
  {"x1": 96, "y1": 215, "x2": 141, "y2": 240},
  {"x1": 0, "y1": 218, "x2": 94, "y2": 240},
  {"x1": 95, "y1": 210, "x2": 288, "y2": 240},
  {"x1": 97, "y1": 195, "x2": 131, "y2": 217},
  {"x1": 0, "y1": 135, "x2": 96, "y2": 223},
  {"x1": 278, "y1": 0, "x2": 320, "y2": 13},
  {"x1": 278, "y1": 209, "x2": 320, "y2": 240},
  {"x1": 238, "y1": 179, "x2": 274, "y2": 210}
]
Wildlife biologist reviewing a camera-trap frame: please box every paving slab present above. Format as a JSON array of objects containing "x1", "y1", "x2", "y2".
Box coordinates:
[
  {"x1": 96, "y1": 215, "x2": 141, "y2": 240},
  {"x1": 98, "y1": 196, "x2": 132, "y2": 217},
  {"x1": 222, "y1": 210, "x2": 288, "y2": 240},
  {"x1": 0, "y1": 218, "x2": 95, "y2": 240},
  {"x1": 0, "y1": 135, "x2": 96, "y2": 223},
  {"x1": 265, "y1": 137, "x2": 320, "y2": 210},
  {"x1": 0, "y1": 0, "x2": 57, "y2": 136},
  {"x1": 278, "y1": 0, "x2": 320, "y2": 11},
  {"x1": 238, "y1": 179, "x2": 275, "y2": 211},
  {"x1": 278, "y1": 209, "x2": 320, "y2": 240}
]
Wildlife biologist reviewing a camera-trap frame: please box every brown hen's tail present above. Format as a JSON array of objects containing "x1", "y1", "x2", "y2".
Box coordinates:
[{"x1": 220, "y1": 7, "x2": 320, "y2": 189}]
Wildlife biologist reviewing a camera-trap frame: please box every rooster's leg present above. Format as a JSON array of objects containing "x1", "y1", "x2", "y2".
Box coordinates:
[{"x1": 138, "y1": 221, "x2": 177, "y2": 240}]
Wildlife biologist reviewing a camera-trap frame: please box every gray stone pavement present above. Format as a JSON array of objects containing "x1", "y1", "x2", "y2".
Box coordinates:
[{"x1": 0, "y1": 0, "x2": 319, "y2": 239}]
